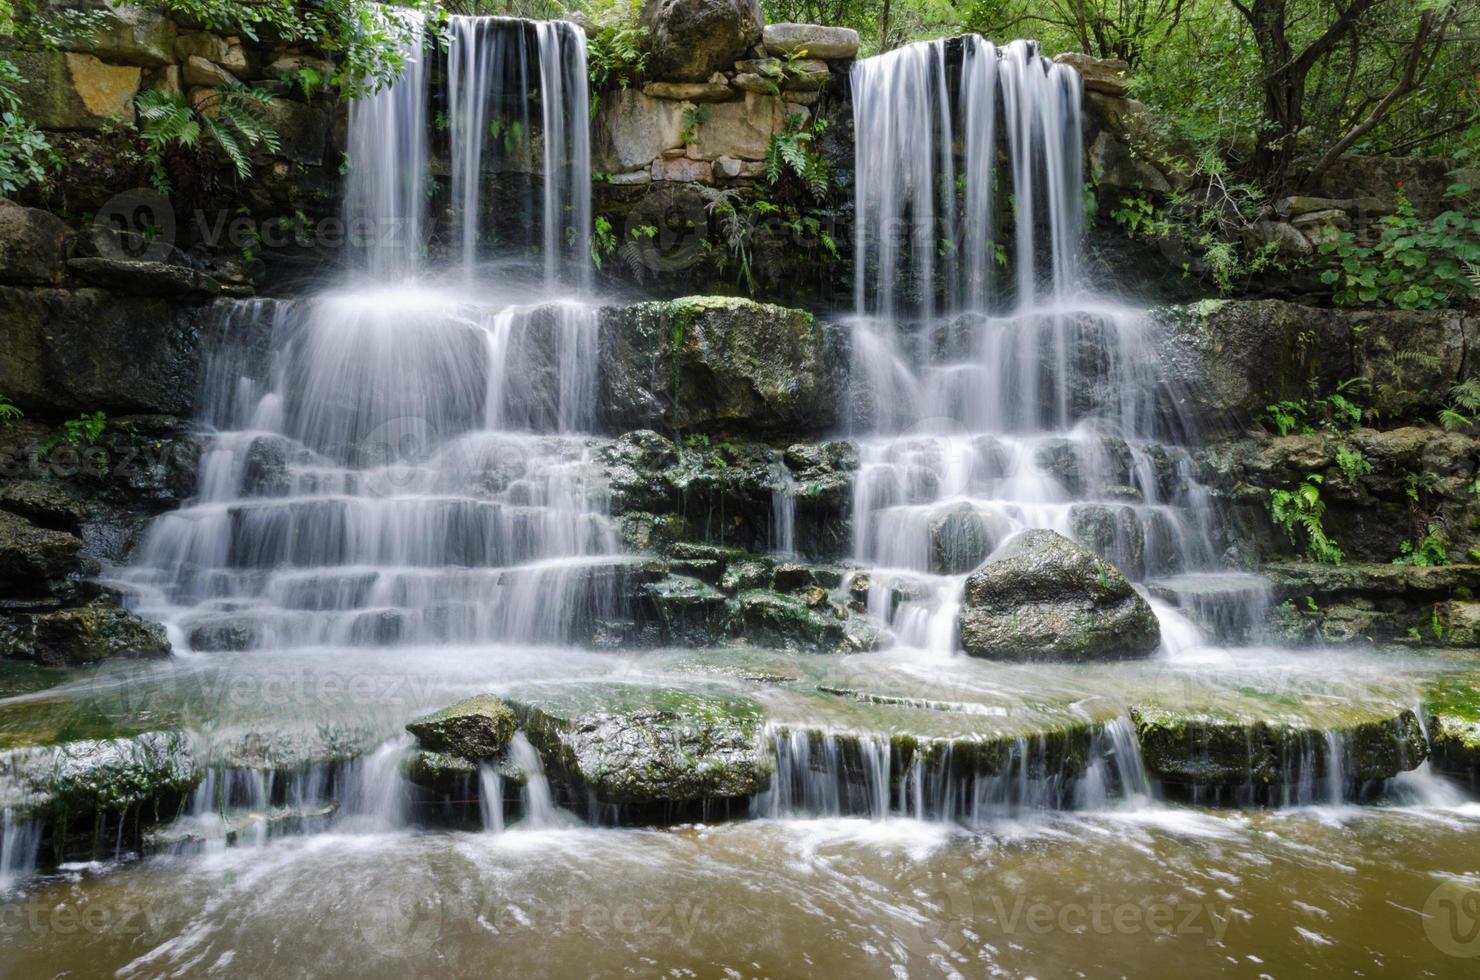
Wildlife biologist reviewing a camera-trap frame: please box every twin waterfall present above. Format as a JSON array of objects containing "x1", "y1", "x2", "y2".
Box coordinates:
[{"x1": 110, "y1": 22, "x2": 1367, "y2": 841}]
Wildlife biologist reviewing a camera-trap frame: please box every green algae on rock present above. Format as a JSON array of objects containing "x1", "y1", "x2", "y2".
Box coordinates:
[{"x1": 406, "y1": 694, "x2": 518, "y2": 760}]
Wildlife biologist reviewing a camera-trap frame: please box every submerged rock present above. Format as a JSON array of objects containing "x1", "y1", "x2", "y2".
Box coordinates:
[
  {"x1": 405, "y1": 694, "x2": 517, "y2": 760},
  {"x1": 958, "y1": 529, "x2": 1160, "y2": 661},
  {"x1": 511, "y1": 685, "x2": 773, "y2": 807}
]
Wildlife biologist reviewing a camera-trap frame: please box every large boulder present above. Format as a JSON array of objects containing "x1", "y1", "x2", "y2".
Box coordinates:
[
  {"x1": 640, "y1": 0, "x2": 764, "y2": 82},
  {"x1": 0, "y1": 201, "x2": 70, "y2": 285},
  {"x1": 9, "y1": 49, "x2": 140, "y2": 129},
  {"x1": 958, "y1": 529, "x2": 1160, "y2": 661},
  {"x1": 405, "y1": 694, "x2": 517, "y2": 760},
  {"x1": 593, "y1": 88, "x2": 687, "y2": 171},
  {"x1": 71, "y1": 4, "x2": 177, "y2": 67},
  {"x1": 761, "y1": 23, "x2": 859, "y2": 59},
  {"x1": 511, "y1": 685, "x2": 773, "y2": 808},
  {"x1": 597, "y1": 296, "x2": 838, "y2": 436},
  {"x1": 1052, "y1": 52, "x2": 1128, "y2": 96}
]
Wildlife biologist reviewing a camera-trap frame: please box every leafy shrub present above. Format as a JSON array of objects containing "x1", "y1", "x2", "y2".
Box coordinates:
[
  {"x1": 0, "y1": 58, "x2": 57, "y2": 195},
  {"x1": 1319, "y1": 184, "x2": 1480, "y2": 310},
  {"x1": 583, "y1": 0, "x2": 648, "y2": 106}
]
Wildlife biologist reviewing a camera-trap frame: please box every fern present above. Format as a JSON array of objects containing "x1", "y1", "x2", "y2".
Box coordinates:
[
  {"x1": 1269, "y1": 474, "x2": 1343, "y2": 564},
  {"x1": 763, "y1": 113, "x2": 831, "y2": 201},
  {"x1": 136, "y1": 85, "x2": 280, "y2": 191}
]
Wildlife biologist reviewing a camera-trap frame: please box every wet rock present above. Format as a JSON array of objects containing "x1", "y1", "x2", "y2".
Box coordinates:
[
  {"x1": 958, "y1": 529, "x2": 1159, "y2": 661},
  {"x1": 406, "y1": 694, "x2": 518, "y2": 760},
  {"x1": 597, "y1": 296, "x2": 838, "y2": 436},
  {"x1": 761, "y1": 23, "x2": 860, "y2": 60},
  {"x1": 0, "y1": 200, "x2": 69, "y2": 285},
  {"x1": 640, "y1": 574, "x2": 729, "y2": 644},
  {"x1": 7, "y1": 599, "x2": 172, "y2": 666},
  {"x1": 67, "y1": 257, "x2": 222, "y2": 298},
  {"x1": 729, "y1": 589, "x2": 846, "y2": 651},
  {"x1": 1132, "y1": 704, "x2": 1428, "y2": 790},
  {"x1": 1424, "y1": 679, "x2": 1480, "y2": 777},
  {"x1": 926, "y1": 501, "x2": 999, "y2": 574},
  {"x1": 48, "y1": 730, "x2": 200, "y2": 813},
  {"x1": 640, "y1": 0, "x2": 764, "y2": 82},
  {"x1": 512, "y1": 685, "x2": 773, "y2": 807},
  {"x1": 0, "y1": 510, "x2": 83, "y2": 596},
  {"x1": 0, "y1": 287, "x2": 206, "y2": 417}
]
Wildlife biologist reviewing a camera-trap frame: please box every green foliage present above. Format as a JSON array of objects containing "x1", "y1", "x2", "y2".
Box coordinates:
[
  {"x1": 765, "y1": 113, "x2": 831, "y2": 200},
  {"x1": 1258, "y1": 378, "x2": 1368, "y2": 436},
  {"x1": 1320, "y1": 185, "x2": 1480, "y2": 310},
  {"x1": 63, "y1": 411, "x2": 106, "y2": 448},
  {"x1": 1269, "y1": 474, "x2": 1344, "y2": 564},
  {"x1": 137, "y1": 87, "x2": 281, "y2": 192},
  {"x1": 1334, "y1": 445, "x2": 1372, "y2": 484},
  {"x1": 0, "y1": 395, "x2": 22, "y2": 428},
  {"x1": 159, "y1": 0, "x2": 437, "y2": 97},
  {"x1": 1439, "y1": 377, "x2": 1480, "y2": 432},
  {"x1": 680, "y1": 106, "x2": 707, "y2": 146},
  {"x1": 1107, "y1": 144, "x2": 1281, "y2": 294},
  {"x1": 1393, "y1": 522, "x2": 1451, "y2": 567},
  {"x1": 0, "y1": 57, "x2": 58, "y2": 195},
  {"x1": 582, "y1": 0, "x2": 648, "y2": 105},
  {"x1": 591, "y1": 214, "x2": 617, "y2": 268}
]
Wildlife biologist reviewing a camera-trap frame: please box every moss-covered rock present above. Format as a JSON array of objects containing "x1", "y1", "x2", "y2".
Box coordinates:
[
  {"x1": 510, "y1": 684, "x2": 773, "y2": 808},
  {"x1": 405, "y1": 694, "x2": 517, "y2": 760},
  {"x1": 959, "y1": 529, "x2": 1160, "y2": 661},
  {"x1": 2, "y1": 599, "x2": 171, "y2": 666},
  {"x1": 1424, "y1": 678, "x2": 1480, "y2": 777},
  {"x1": 728, "y1": 589, "x2": 847, "y2": 651},
  {"x1": 1131, "y1": 703, "x2": 1427, "y2": 789},
  {"x1": 597, "y1": 296, "x2": 839, "y2": 437},
  {"x1": 48, "y1": 730, "x2": 200, "y2": 814},
  {"x1": 0, "y1": 509, "x2": 82, "y2": 597}
]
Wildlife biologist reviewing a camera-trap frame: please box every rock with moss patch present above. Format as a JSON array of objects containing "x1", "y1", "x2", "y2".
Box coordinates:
[
  {"x1": 511, "y1": 684, "x2": 773, "y2": 808},
  {"x1": 48, "y1": 730, "x2": 200, "y2": 813},
  {"x1": 3, "y1": 599, "x2": 171, "y2": 666},
  {"x1": 597, "y1": 296, "x2": 838, "y2": 436},
  {"x1": 405, "y1": 694, "x2": 517, "y2": 760},
  {"x1": 1131, "y1": 704, "x2": 1427, "y2": 792},
  {"x1": 0, "y1": 510, "x2": 83, "y2": 597},
  {"x1": 958, "y1": 529, "x2": 1159, "y2": 661}
]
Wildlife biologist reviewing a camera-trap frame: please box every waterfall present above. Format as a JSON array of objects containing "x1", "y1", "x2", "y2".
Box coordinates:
[
  {"x1": 117, "y1": 18, "x2": 613, "y2": 656},
  {"x1": 444, "y1": 16, "x2": 592, "y2": 284},
  {"x1": 845, "y1": 36, "x2": 1254, "y2": 657}
]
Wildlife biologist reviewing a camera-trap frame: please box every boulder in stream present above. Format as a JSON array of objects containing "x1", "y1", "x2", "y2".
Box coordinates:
[
  {"x1": 406, "y1": 695, "x2": 518, "y2": 760},
  {"x1": 510, "y1": 685, "x2": 773, "y2": 809},
  {"x1": 958, "y1": 529, "x2": 1160, "y2": 661}
]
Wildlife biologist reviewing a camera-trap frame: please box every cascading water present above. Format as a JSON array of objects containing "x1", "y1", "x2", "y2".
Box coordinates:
[
  {"x1": 846, "y1": 37, "x2": 1249, "y2": 662},
  {"x1": 108, "y1": 16, "x2": 609, "y2": 833}
]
